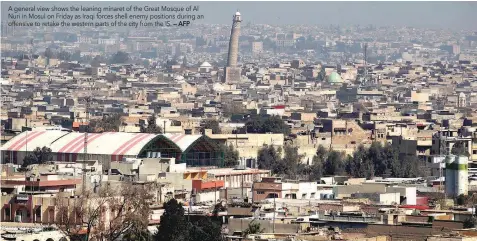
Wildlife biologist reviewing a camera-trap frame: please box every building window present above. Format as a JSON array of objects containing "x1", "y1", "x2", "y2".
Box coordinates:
[
  {"x1": 473, "y1": 150, "x2": 477, "y2": 155},
  {"x1": 257, "y1": 191, "x2": 265, "y2": 194},
  {"x1": 5, "y1": 207, "x2": 10, "y2": 217},
  {"x1": 36, "y1": 207, "x2": 41, "y2": 218}
]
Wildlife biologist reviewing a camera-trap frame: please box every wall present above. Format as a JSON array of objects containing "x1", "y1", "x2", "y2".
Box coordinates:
[
  {"x1": 1, "y1": 230, "x2": 69, "y2": 241},
  {"x1": 195, "y1": 190, "x2": 220, "y2": 203},
  {"x1": 163, "y1": 173, "x2": 192, "y2": 190},
  {"x1": 379, "y1": 193, "x2": 401, "y2": 205},
  {"x1": 227, "y1": 218, "x2": 302, "y2": 234},
  {"x1": 207, "y1": 133, "x2": 284, "y2": 159},
  {"x1": 223, "y1": 187, "x2": 252, "y2": 200},
  {"x1": 333, "y1": 183, "x2": 387, "y2": 199},
  {"x1": 387, "y1": 186, "x2": 417, "y2": 205}
]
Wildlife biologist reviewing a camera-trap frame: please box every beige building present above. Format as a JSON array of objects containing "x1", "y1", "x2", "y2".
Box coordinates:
[{"x1": 207, "y1": 133, "x2": 284, "y2": 159}]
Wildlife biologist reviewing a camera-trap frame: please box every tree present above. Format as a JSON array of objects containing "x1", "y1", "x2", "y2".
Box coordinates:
[
  {"x1": 91, "y1": 55, "x2": 106, "y2": 67},
  {"x1": 57, "y1": 51, "x2": 71, "y2": 61},
  {"x1": 22, "y1": 146, "x2": 53, "y2": 167},
  {"x1": 245, "y1": 115, "x2": 290, "y2": 135},
  {"x1": 154, "y1": 199, "x2": 189, "y2": 241},
  {"x1": 123, "y1": 230, "x2": 151, "y2": 241},
  {"x1": 110, "y1": 51, "x2": 130, "y2": 64},
  {"x1": 22, "y1": 154, "x2": 38, "y2": 168},
  {"x1": 347, "y1": 145, "x2": 374, "y2": 179},
  {"x1": 451, "y1": 141, "x2": 470, "y2": 157},
  {"x1": 223, "y1": 144, "x2": 239, "y2": 167},
  {"x1": 202, "y1": 119, "x2": 221, "y2": 134},
  {"x1": 103, "y1": 183, "x2": 153, "y2": 241},
  {"x1": 243, "y1": 220, "x2": 264, "y2": 237},
  {"x1": 308, "y1": 150, "x2": 325, "y2": 181},
  {"x1": 456, "y1": 194, "x2": 467, "y2": 206},
  {"x1": 317, "y1": 67, "x2": 326, "y2": 82},
  {"x1": 56, "y1": 186, "x2": 113, "y2": 241},
  {"x1": 153, "y1": 199, "x2": 223, "y2": 241},
  {"x1": 189, "y1": 218, "x2": 223, "y2": 241},
  {"x1": 368, "y1": 142, "x2": 387, "y2": 176},
  {"x1": 71, "y1": 50, "x2": 82, "y2": 62},
  {"x1": 323, "y1": 150, "x2": 346, "y2": 176},
  {"x1": 56, "y1": 183, "x2": 152, "y2": 241},
  {"x1": 44, "y1": 48, "x2": 54, "y2": 59},
  {"x1": 89, "y1": 113, "x2": 124, "y2": 133},
  {"x1": 141, "y1": 116, "x2": 163, "y2": 134},
  {"x1": 275, "y1": 145, "x2": 304, "y2": 179},
  {"x1": 257, "y1": 145, "x2": 281, "y2": 171},
  {"x1": 212, "y1": 202, "x2": 227, "y2": 217},
  {"x1": 464, "y1": 217, "x2": 477, "y2": 228}
]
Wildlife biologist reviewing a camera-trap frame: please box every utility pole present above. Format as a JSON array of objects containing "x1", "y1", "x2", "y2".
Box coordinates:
[
  {"x1": 82, "y1": 96, "x2": 91, "y2": 194},
  {"x1": 241, "y1": 173, "x2": 244, "y2": 201},
  {"x1": 273, "y1": 192, "x2": 276, "y2": 233}
]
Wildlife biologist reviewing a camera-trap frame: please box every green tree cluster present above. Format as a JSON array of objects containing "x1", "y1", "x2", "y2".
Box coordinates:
[
  {"x1": 202, "y1": 119, "x2": 221, "y2": 134},
  {"x1": 257, "y1": 142, "x2": 425, "y2": 181},
  {"x1": 222, "y1": 144, "x2": 239, "y2": 167},
  {"x1": 154, "y1": 199, "x2": 223, "y2": 241},
  {"x1": 22, "y1": 146, "x2": 53, "y2": 168},
  {"x1": 346, "y1": 142, "x2": 424, "y2": 178},
  {"x1": 242, "y1": 220, "x2": 264, "y2": 237},
  {"x1": 257, "y1": 145, "x2": 306, "y2": 179},
  {"x1": 109, "y1": 51, "x2": 130, "y2": 64},
  {"x1": 245, "y1": 115, "x2": 290, "y2": 135},
  {"x1": 89, "y1": 113, "x2": 124, "y2": 133}
]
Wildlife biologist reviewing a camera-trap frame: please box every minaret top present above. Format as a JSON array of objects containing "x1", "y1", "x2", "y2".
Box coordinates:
[{"x1": 234, "y1": 11, "x2": 242, "y2": 22}]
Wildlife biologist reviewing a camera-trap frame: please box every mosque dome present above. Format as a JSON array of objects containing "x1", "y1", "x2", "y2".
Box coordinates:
[
  {"x1": 200, "y1": 61, "x2": 212, "y2": 68},
  {"x1": 328, "y1": 72, "x2": 343, "y2": 83}
]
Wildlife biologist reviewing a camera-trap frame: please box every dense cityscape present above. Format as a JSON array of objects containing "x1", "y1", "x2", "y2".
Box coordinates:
[{"x1": 1, "y1": 3, "x2": 477, "y2": 241}]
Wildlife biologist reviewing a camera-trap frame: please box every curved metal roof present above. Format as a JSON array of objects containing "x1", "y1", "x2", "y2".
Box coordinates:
[{"x1": 1, "y1": 131, "x2": 206, "y2": 156}]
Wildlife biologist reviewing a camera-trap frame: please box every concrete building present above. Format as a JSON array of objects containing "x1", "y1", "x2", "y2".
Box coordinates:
[{"x1": 252, "y1": 177, "x2": 333, "y2": 202}]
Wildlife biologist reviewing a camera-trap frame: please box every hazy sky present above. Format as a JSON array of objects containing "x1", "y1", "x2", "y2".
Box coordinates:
[{"x1": 3, "y1": 1, "x2": 477, "y2": 30}]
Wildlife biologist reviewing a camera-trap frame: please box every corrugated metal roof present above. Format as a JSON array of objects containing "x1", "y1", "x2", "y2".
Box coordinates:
[{"x1": 1, "y1": 131, "x2": 205, "y2": 156}]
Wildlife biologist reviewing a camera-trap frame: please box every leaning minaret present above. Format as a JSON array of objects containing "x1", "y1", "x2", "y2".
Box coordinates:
[
  {"x1": 227, "y1": 11, "x2": 241, "y2": 67},
  {"x1": 224, "y1": 11, "x2": 242, "y2": 83}
]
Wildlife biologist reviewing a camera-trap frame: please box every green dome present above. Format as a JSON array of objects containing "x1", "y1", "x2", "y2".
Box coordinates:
[{"x1": 327, "y1": 72, "x2": 343, "y2": 83}]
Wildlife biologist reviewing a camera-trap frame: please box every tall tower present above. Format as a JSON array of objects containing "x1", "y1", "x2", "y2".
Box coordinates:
[
  {"x1": 224, "y1": 11, "x2": 242, "y2": 83},
  {"x1": 227, "y1": 11, "x2": 241, "y2": 67}
]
